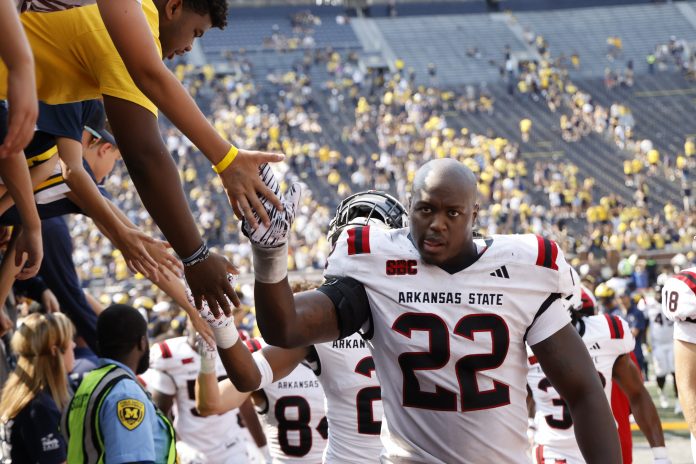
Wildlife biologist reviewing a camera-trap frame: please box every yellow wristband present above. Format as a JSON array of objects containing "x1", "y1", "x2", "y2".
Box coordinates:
[{"x1": 212, "y1": 145, "x2": 239, "y2": 174}]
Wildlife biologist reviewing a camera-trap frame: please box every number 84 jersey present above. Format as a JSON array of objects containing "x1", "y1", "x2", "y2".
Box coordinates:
[{"x1": 324, "y1": 227, "x2": 577, "y2": 463}]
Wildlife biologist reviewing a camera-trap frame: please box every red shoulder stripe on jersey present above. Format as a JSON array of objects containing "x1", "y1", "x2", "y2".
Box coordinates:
[
  {"x1": 604, "y1": 314, "x2": 621, "y2": 339},
  {"x1": 347, "y1": 226, "x2": 371, "y2": 255},
  {"x1": 535, "y1": 235, "x2": 559, "y2": 271},
  {"x1": 528, "y1": 355, "x2": 538, "y2": 365},
  {"x1": 613, "y1": 316, "x2": 624, "y2": 338},
  {"x1": 159, "y1": 341, "x2": 172, "y2": 358},
  {"x1": 675, "y1": 271, "x2": 696, "y2": 296}
]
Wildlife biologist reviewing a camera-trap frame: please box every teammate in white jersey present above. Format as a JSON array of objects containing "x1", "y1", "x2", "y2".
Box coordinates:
[
  {"x1": 196, "y1": 338, "x2": 328, "y2": 463},
  {"x1": 661, "y1": 267, "x2": 696, "y2": 458},
  {"x1": 140, "y1": 334, "x2": 265, "y2": 463},
  {"x1": 199, "y1": 191, "x2": 406, "y2": 463},
  {"x1": 528, "y1": 285, "x2": 669, "y2": 463},
  {"x1": 639, "y1": 285, "x2": 677, "y2": 410},
  {"x1": 204, "y1": 159, "x2": 621, "y2": 463}
]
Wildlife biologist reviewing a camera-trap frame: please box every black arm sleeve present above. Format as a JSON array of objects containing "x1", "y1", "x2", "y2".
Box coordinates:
[{"x1": 317, "y1": 276, "x2": 371, "y2": 340}]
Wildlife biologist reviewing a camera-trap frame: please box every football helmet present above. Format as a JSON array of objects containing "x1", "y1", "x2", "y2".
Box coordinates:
[
  {"x1": 594, "y1": 283, "x2": 615, "y2": 299},
  {"x1": 327, "y1": 190, "x2": 408, "y2": 245},
  {"x1": 564, "y1": 285, "x2": 597, "y2": 319}
]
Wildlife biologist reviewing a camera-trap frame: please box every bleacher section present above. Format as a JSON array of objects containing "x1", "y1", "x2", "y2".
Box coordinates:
[
  {"x1": 371, "y1": 14, "x2": 528, "y2": 85},
  {"x1": 515, "y1": 4, "x2": 696, "y2": 78}
]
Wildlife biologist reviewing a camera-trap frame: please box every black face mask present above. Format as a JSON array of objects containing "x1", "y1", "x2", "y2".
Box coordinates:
[{"x1": 136, "y1": 347, "x2": 150, "y2": 375}]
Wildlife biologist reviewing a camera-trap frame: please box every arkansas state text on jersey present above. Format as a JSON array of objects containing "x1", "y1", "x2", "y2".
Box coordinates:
[{"x1": 324, "y1": 227, "x2": 576, "y2": 463}]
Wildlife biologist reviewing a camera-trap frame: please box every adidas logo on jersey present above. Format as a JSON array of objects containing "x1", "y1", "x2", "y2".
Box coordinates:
[
  {"x1": 490, "y1": 266, "x2": 509, "y2": 279},
  {"x1": 589, "y1": 342, "x2": 601, "y2": 350}
]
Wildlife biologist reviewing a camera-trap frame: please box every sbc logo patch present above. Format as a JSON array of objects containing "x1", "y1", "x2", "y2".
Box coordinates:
[{"x1": 117, "y1": 399, "x2": 145, "y2": 430}]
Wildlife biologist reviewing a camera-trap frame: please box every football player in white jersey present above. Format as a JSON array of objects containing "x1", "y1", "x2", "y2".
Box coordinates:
[
  {"x1": 661, "y1": 267, "x2": 696, "y2": 458},
  {"x1": 140, "y1": 333, "x2": 267, "y2": 463},
  {"x1": 204, "y1": 159, "x2": 621, "y2": 463},
  {"x1": 639, "y1": 285, "x2": 677, "y2": 410},
  {"x1": 196, "y1": 338, "x2": 329, "y2": 463},
  {"x1": 528, "y1": 284, "x2": 669, "y2": 463},
  {"x1": 198, "y1": 191, "x2": 406, "y2": 463}
]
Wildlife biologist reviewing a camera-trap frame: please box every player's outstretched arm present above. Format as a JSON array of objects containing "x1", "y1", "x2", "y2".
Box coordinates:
[
  {"x1": 0, "y1": 154, "x2": 41, "y2": 279},
  {"x1": 96, "y1": 0, "x2": 284, "y2": 228},
  {"x1": 676, "y1": 339, "x2": 696, "y2": 437},
  {"x1": 612, "y1": 354, "x2": 669, "y2": 461},
  {"x1": 0, "y1": 0, "x2": 37, "y2": 159},
  {"x1": 532, "y1": 324, "x2": 622, "y2": 464},
  {"x1": 255, "y1": 283, "x2": 342, "y2": 348},
  {"x1": 195, "y1": 341, "x2": 252, "y2": 415},
  {"x1": 103, "y1": 95, "x2": 239, "y2": 314}
]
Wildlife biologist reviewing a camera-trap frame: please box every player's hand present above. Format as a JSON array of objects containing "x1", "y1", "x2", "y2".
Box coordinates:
[
  {"x1": 218, "y1": 148, "x2": 285, "y2": 229},
  {"x1": 184, "y1": 254, "x2": 240, "y2": 319},
  {"x1": 113, "y1": 226, "x2": 159, "y2": 279},
  {"x1": 14, "y1": 225, "x2": 42, "y2": 280},
  {"x1": 41, "y1": 289, "x2": 60, "y2": 313},
  {"x1": 0, "y1": 64, "x2": 38, "y2": 159},
  {"x1": 191, "y1": 318, "x2": 215, "y2": 352},
  {"x1": 144, "y1": 239, "x2": 183, "y2": 280},
  {"x1": 196, "y1": 333, "x2": 217, "y2": 361},
  {"x1": 242, "y1": 164, "x2": 303, "y2": 248}
]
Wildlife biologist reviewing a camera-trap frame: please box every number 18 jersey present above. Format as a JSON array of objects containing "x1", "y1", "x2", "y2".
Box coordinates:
[
  {"x1": 324, "y1": 227, "x2": 576, "y2": 463},
  {"x1": 662, "y1": 268, "x2": 696, "y2": 343}
]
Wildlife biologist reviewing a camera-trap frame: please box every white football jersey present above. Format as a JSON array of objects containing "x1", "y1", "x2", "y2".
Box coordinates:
[
  {"x1": 253, "y1": 356, "x2": 328, "y2": 463},
  {"x1": 640, "y1": 296, "x2": 673, "y2": 346},
  {"x1": 662, "y1": 268, "x2": 696, "y2": 343},
  {"x1": 141, "y1": 337, "x2": 250, "y2": 463},
  {"x1": 527, "y1": 314, "x2": 634, "y2": 462},
  {"x1": 308, "y1": 332, "x2": 384, "y2": 463},
  {"x1": 324, "y1": 227, "x2": 576, "y2": 463}
]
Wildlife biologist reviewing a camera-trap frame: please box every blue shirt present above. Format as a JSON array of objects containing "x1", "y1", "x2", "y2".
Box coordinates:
[
  {"x1": 97, "y1": 359, "x2": 171, "y2": 464},
  {"x1": 0, "y1": 389, "x2": 66, "y2": 464}
]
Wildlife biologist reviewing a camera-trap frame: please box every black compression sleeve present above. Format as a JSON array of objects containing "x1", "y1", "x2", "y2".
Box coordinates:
[{"x1": 317, "y1": 276, "x2": 370, "y2": 339}]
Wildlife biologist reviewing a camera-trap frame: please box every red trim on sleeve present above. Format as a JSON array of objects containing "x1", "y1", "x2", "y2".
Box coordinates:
[
  {"x1": 535, "y1": 235, "x2": 546, "y2": 268},
  {"x1": 675, "y1": 271, "x2": 696, "y2": 296},
  {"x1": 347, "y1": 228, "x2": 357, "y2": 255},
  {"x1": 613, "y1": 316, "x2": 624, "y2": 339},
  {"x1": 361, "y1": 226, "x2": 371, "y2": 254},
  {"x1": 159, "y1": 341, "x2": 172, "y2": 359},
  {"x1": 549, "y1": 240, "x2": 559, "y2": 271},
  {"x1": 528, "y1": 355, "x2": 538, "y2": 365},
  {"x1": 604, "y1": 314, "x2": 617, "y2": 339}
]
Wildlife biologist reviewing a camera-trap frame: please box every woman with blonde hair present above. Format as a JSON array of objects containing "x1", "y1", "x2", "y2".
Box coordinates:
[{"x1": 0, "y1": 312, "x2": 75, "y2": 463}]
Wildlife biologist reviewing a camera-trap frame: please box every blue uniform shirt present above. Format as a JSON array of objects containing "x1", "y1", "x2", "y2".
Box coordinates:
[{"x1": 98, "y1": 359, "x2": 171, "y2": 464}]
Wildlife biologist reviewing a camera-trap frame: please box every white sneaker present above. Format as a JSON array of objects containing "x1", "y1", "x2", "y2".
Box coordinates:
[{"x1": 659, "y1": 394, "x2": 669, "y2": 409}]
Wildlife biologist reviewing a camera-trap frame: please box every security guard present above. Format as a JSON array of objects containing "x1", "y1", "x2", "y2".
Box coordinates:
[{"x1": 62, "y1": 304, "x2": 176, "y2": 463}]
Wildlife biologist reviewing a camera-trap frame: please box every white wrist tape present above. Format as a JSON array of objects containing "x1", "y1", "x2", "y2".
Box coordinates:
[
  {"x1": 213, "y1": 324, "x2": 239, "y2": 349},
  {"x1": 651, "y1": 447, "x2": 668, "y2": 459},
  {"x1": 252, "y1": 350, "x2": 274, "y2": 389},
  {"x1": 252, "y1": 243, "x2": 288, "y2": 284},
  {"x1": 199, "y1": 352, "x2": 216, "y2": 374}
]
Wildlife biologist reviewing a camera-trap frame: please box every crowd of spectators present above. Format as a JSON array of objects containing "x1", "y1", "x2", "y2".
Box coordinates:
[{"x1": 49, "y1": 17, "x2": 694, "y2": 327}]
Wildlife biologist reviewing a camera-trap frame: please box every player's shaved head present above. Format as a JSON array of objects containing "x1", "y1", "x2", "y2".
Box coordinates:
[
  {"x1": 411, "y1": 158, "x2": 478, "y2": 205},
  {"x1": 409, "y1": 158, "x2": 480, "y2": 272}
]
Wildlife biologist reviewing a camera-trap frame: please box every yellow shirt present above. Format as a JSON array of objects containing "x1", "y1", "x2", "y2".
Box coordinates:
[{"x1": 0, "y1": 0, "x2": 159, "y2": 115}]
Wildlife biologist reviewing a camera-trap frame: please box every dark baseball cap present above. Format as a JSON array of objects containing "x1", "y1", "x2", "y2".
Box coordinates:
[{"x1": 84, "y1": 100, "x2": 117, "y2": 147}]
